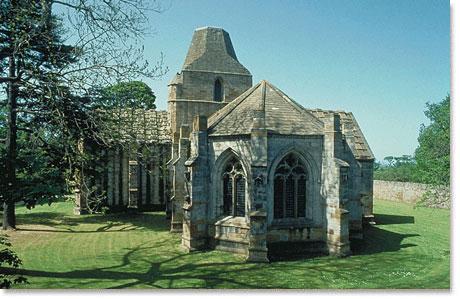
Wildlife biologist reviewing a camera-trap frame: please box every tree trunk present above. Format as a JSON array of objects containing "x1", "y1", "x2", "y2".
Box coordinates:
[{"x1": 3, "y1": 55, "x2": 17, "y2": 230}]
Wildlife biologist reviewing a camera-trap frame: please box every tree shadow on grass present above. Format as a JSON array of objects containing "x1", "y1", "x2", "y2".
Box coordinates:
[
  {"x1": 1, "y1": 243, "x2": 262, "y2": 289},
  {"x1": 6, "y1": 208, "x2": 424, "y2": 288},
  {"x1": 15, "y1": 212, "x2": 72, "y2": 226},
  {"x1": 0, "y1": 236, "x2": 425, "y2": 289},
  {"x1": 14, "y1": 211, "x2": 170, "y2": 234}
]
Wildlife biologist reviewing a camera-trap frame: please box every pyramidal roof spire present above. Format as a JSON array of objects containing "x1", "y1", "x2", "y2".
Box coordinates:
[{"x1": 182, "y1": 27, "x2": 251, "y2": 75}]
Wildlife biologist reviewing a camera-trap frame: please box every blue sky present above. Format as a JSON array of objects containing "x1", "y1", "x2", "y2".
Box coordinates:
[{"x1": 142, "y1": 0, "x2": 450, "y2": 162}]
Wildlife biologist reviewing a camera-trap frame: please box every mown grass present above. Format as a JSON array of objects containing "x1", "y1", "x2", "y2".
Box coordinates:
[{"x1": 1, "y1": 199, "x2": 450, "y2": 289}]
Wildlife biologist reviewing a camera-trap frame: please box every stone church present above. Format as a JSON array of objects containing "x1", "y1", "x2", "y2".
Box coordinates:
[{"x1": 75, "y1": 27, "x2": 374, "y2": 262}]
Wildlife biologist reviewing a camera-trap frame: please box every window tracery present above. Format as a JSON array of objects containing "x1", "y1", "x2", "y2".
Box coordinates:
[
  {"x1": 222, "y1": 157, "x2": 246, "y2": 217},
  {"x1": 273, "y1": 153, "x2": 308, "y2": 219}
]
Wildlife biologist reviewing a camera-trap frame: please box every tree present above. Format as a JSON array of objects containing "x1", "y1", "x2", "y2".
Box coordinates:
[
  {"x1": 374, "y1": 155, "x2": 418, "y2": 182},
  {"x1": 78, "y1": 80, "x2": 162, "y2": 213},
  {"x1": 1, "y1": 0, "x2": 77, "y2": 229},
  {"x1": 92, "y1": 80, "x2": 160, "y2": 150},
  {"x1": 0, "y1": 120, "x2": 68, "y2": 210},
  {"x1": 100, "y1": 81, "x2": 156, "y2": 110},
  {"x1": 414, "y1": 95, "x2": 450, "y2": 186},
  {"x1": 1, "y1": 0, "x2": 166, "y2": 229}
]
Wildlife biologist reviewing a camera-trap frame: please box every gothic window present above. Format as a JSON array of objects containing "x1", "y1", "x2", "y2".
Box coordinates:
[
  {"x1": 213, "y1": 78, "x2": 223, "y2": 102},
  {"x1": 273, "y1": 153, "x2": 308, "y2": 219},
  {"x1": 340, "y1": 167, "x2": 349, "y2": 199},
  {"x1": 222, "y1": 157, "x2": 246, "y2": 217}
]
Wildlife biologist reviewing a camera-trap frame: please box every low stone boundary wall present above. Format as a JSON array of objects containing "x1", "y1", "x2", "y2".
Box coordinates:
[{"x1": 373, "y1": 180, "x2": 450, "y2": 208}]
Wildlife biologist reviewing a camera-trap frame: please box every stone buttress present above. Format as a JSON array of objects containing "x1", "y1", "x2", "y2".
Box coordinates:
[
  {"x1": 170, "y1": 125, "x2": 190, "y2": 232},
  {"x1": 322, "y1": 113, "x2": 351, "y2": 257},
  {"x1": 182, "y1": 116, "x2": 210, "y2": 250},
  {"x1": 247, "y1": 116, "x2": 269, "y2": 262}
]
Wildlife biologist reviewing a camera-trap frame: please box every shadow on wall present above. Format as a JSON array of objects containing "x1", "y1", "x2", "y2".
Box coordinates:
[
  {"x1": 268, "y1": 213, "x2": 418, "y2": 261},
  {"x1": 267, "y1": 241, "x2": 327, "y2": 261}
]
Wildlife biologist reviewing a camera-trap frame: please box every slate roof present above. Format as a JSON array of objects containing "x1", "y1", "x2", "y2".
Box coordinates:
[
  {"x1": 100, "y1": 109, "x2": 170, "y2": 144},
  {"x1": 207, "y1": 80, "x2": 373, "y2": 161},
  {"x1": 208, "y1": 80, "x2": 324, "y2": 136},
  {"x1": 182, "y1": 27, "x2": 251, "y2": 75},
  {"x1": 309, "y1": 109, "x2": 374, "y2": 160}
]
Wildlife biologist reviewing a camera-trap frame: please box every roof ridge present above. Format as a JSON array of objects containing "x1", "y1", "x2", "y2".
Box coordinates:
[
  {"x1": 208, "y1": 82, "x2": 262, "y2": 129},
  {"x1": 261, "y1": 80, "x2": 267, "y2": 112},
  {"x1": 258, "y1": 80, "x2": 267, "y2": 127},
  {"x1": 263, "y1": 81, "x2": 323, "y2": 130}
]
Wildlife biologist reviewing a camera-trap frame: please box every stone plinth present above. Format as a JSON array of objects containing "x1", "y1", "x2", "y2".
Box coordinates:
[{"x1": 246, "y1": 210, "x2": 269, "y2": 263}]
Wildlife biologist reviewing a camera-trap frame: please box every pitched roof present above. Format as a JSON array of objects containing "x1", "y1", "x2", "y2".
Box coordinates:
[
  {"x1": 182, "y1": 27, "x2": 251, "y2": 75},
  {"x1": 100, "y1": 109, "x2": 171, "y2": 144},
  {"x1": 309, "y1": 109, "x2": 374, "y2": 160},
  {"x1": 208, "y1": 80, "x2": 324, "y2": 136}
]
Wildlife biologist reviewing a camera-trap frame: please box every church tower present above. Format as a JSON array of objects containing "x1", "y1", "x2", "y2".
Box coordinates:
[
  {"x1": 168, "y1": 27, "x2": 253, "y2": 136},
  {"x1": 167, "y1": 27, "x2": 252, "y2": 232}
]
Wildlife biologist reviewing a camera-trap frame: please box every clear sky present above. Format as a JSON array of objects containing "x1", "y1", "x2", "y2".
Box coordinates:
[{"x1": 141, "y1": 0, "x2": 450, "y2": 162}]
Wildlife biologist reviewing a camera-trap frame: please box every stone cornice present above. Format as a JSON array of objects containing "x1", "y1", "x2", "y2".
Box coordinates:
[{"x1": 181, "y1": 69, "x2": 252, "y2": 77}]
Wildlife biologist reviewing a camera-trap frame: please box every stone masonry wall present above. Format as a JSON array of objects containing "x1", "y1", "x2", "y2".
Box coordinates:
[
  {"x1": 373, "y1": 180, "x2": 450, "y2": 208},
  {"x1": 181, "y1": 70, "x2": 252, "y2": 103}
]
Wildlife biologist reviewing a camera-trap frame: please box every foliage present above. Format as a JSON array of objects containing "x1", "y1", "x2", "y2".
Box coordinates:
[
  {"x1": 0, "y1": 127, "x2": 68, "y2": 208},
  {"x1": 414, "y1": 95, "x2": 450, "y2": 186},
  {"x1": 3, "y1": 200, "x2": 450, "y2": 289},
  {"x1": 375, "y1": 93, "x2": 450, "y2": 187},
  {"x1": 0, "y1": 234, "x2": 27, "y2": 288},
  {"x1": 0, "y1": 1, "x2": 166, "y2": 226},
  {"x1": 91, "y1": 80, "x2": 159, "y2": 148},
  {"x1": 99, "y1": 81, "x2": 156, "y2": 110},
  {"x1": 78, "y1": 80, "x2": 162, "y2": 213},
  {"x1": 374, "y1": 155, "x2": 420, "y2": 183},
  {"x1": 1, "y1": 1, "x2": 84, "y2": 229}
]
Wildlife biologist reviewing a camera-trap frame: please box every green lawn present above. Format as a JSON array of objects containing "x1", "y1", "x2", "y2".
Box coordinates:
[{"x1": 1, "y1": 199, "x2": 450, "y2": 289}]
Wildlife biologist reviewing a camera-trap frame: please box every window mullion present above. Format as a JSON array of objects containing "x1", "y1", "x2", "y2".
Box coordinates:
[
  {"x1": 274, "y1": 154, "x2": 309, "y2": 220},
  {"x1": 232, "y1": 176, "x2": 236, "y2": 216},
  {"x1": 294, "y1": 176, "x2": 298, "y2": 217},
  {"x1": 282, "y1": 177, "x2": 286, "y2": 218}
]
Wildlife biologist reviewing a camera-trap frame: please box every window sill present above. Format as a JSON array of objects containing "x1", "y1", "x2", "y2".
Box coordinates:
[
  {"x1": 215, "y1": 216, "x2": 249, "y2": 229},
  {"x1": 269, "y1": 218, "x2": 314, "y2": 229}
]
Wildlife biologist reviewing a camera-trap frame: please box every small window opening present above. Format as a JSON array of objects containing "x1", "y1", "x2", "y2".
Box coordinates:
[{"x1": 214, "y1": 78, "x2": 223, "y2": 102}]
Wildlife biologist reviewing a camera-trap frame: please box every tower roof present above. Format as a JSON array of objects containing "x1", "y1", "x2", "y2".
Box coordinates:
[
  {"x1": 182, "y1": 27, "x2": 251, "y2": 75},
  {"x1": 208, "y1": 80, "x2": 324, "y2": 136}
]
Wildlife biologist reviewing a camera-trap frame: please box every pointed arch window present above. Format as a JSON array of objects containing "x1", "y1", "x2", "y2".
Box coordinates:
[
  {"x1": 222, "y1": 157, "x2": 246, "y2": 217},
  {"x1": 273, "y1": 153, "x2": 308, "y2": 219},
  {"x1": 213, "y1": 78, "x2": 223, "y2": 102}
]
